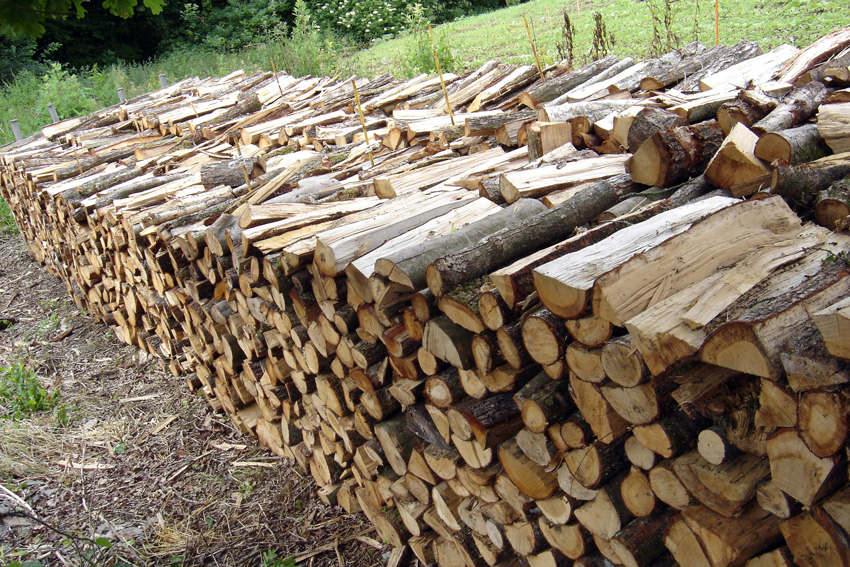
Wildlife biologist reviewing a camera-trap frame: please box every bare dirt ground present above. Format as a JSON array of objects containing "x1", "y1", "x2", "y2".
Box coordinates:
[{"x1": 0, "y1": 233, "x2": 384, "y2": 567}]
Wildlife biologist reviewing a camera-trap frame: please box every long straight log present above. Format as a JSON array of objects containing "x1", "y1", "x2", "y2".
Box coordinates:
[{"x1": 425, "y1": 175, "x2": 628, "y2": 297}]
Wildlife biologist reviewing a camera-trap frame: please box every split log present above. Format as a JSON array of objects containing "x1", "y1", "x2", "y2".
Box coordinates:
[
  {"x1": 780, "y1": 507, "x2": 850, "y2": 567},
  {"x1": 704, "y1": 124, "x2": 771, "y2": 195},
  {"x1": 751, "y1": 81, "x2": 828, "y2": 136},
  {"x1": 673, "y1": 450, "x2": 769, "y2": 517},
  {"x1": 534, "y1": 195, "x2": 736, "y2": 320},
  {"x1": 499, "y1": 155, "x2": 629, "y2": 204},
  {"x1": 626, "y1": 120, "x2": 725, "y2": 187},
  {"x1": 574, "y1": 472, "x2": 632, "y2": 539},
  {"x1": 809, "y1": 296, "x2": 850, "y2": 360},
  {"x1": 647, "y1": 41, "x2": 761, "y2": 91},
  {"x1": 626, "y1": 107, "x2": 687, "y2": 154},
  {"x1": 490, "y1": 197, "x2": 668, "y2": 310},
  {"x1": 568, "y1": 372, "x2": 629, "y2": 442},
  {"x1": 498, "y1": 438, "x2": 559, "y2": 500},
  {"x1": 818, "y1": 102, "x2": 850, "y2": 153},
  {"x1": 699, "y1": 237, "x2": 850, "y2": 379},
  {"x1": 681, "y1": 502, "x2": 783, "y2": 567},
  {"x1": 766, "y1": 429, "x2": 846, "y2": 507},
  {"x1": 716, "y1": 89, "x2": 779, "y2": 135}
]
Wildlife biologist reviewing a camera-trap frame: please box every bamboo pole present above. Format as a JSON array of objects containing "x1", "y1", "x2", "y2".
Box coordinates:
[
  {"x1": 72, "y1": 147, "x2": 83, "y2": 175},
  {"x1": 352, "y1": 79, "x2": 375, "y2": 167},
  {"x1": 270, "y1": 58, "x2": 285, "y2": 97},
  {"x1": 715, "y1": 0, "x2": 720, "y2": 45},
  {"x1": 429, "y1": 26, "x2": 455, "y2": 125},
  {"x1": 523, "y1": 15, "x2": 546, "y2": 82}
]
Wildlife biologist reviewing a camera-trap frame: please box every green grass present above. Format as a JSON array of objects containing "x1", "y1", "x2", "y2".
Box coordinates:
[
  {"x1": 354, "y1": 0, "x2": 846, "y2": 75},
  {"x1": 0, "y1": 197, "x2": 17, "y2": 234},
  {"x1": 0, "y1": 361, "x2": 55, "y2": 419},
  {"x1": 0, "y1": 0, "x2": 845, "y2": 146}
]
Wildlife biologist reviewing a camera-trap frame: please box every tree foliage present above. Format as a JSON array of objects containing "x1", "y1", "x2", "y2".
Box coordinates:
[{"x1": 0, "y1": 0, "x2": 165, "y2": 38}]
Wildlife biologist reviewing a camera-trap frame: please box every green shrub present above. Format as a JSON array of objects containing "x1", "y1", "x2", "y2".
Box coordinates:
[
  {"x1": 270, "y1": 0, "x2": 348, "y2": 77},
  {"x1": 400, "y1": 3, "x2": 456, "y2": 78},
  {"x1": 0, "y1": 361, "x2": 55, "y2": 419},
  {"x1": 310, "y1": 0, "x2": 500, "y2": 44}
]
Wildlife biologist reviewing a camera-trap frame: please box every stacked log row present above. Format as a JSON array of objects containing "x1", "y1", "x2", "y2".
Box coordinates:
[{"x1": 4, "y1": 29, "x2": 850, "y2": 567}]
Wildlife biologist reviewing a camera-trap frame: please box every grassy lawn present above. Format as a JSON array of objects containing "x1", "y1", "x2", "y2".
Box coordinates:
[{"x1": 355, "y1": 0, "x2": 846, "y2": 76}]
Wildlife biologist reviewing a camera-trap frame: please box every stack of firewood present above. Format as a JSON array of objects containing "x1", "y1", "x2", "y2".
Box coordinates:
[{"x1": 3, "y1": 27, "x2": 850, "y2": 567}]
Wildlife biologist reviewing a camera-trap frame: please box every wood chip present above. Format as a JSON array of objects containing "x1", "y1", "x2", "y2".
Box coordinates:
[{"x1": 150, "y1": 415, "x2": 178, "y2": 435}]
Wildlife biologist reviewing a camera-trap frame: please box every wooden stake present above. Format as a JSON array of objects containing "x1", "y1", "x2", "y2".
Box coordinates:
[
  {"x1": 352, "y1": 79, "x2": 375, "y2": 167},
  {"x1": 715, "y1": 0, "x2": 720, "y2": 45},
  {"x1": 270, "y1": 58, "x2": 285, "y2": 97},
  {"x1": 523, "y1": 15, "x2": 546, "y2": 83},
  {"x1": 577, "y1": 0, "x2": 581, "y2": 15},
  {"x1": 429, "y1": 26, "x2": 455, "y2": 126}
]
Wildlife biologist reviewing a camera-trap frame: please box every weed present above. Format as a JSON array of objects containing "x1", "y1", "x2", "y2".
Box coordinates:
[
  {"x1": 37, "y1": 298, "x2": 62, "y2": 311},
  {"x1": 54, "y1": 404, "x2": 70, "y2": 427},
  {"x1": 0, "y1": 198, "x2": 17, "y2": 235},
  {"x1": 589, "y1": 11, "x2": 615, "y2": 61},
  {"x1": 647, "y1": 0, "x2": 680, "y2": 57},
  {"x1": 823, "y1": 249, "x2": 850, "y2": 267},
  {"x1": 0, "y1": 361, "x2": 55, "y2": 419},
  {"x1": 35, "y1": 313, "x2": 60, "y2": 340},
  {"x1": 555, "y1": 9, "x2": 576, "y2": 65},
  {"x1": 273, "y1": 0, "x2": 345, "y2": 78},
  {"x1": 261, "y1": 549, "x2": 295, "y2": 567}
]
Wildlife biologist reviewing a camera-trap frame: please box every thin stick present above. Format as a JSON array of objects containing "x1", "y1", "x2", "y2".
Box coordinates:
[
  {"x1": 429, "y1": 25, "x2": 455, "y2": 125},
  {"x1": 240, "y1": 161, "x2": 252, "y2": 190},
  {"x1": 715, "y1": 0, "x2": 720, "y2": 45},
  {"x1": 269, "y1": 57, "x2": 285, "y2": 97},
  {"x1": 72, "y1": 147, "x2": 83, "y2": 175},
  {"x1": 576, "y1": 0, "x2": 580, "y2": 15},
  {"x1": 523, "y1": 15, "x2": 546, "y2": 82},
  {"x1": 189, "y1": 100, "x2": 199, "y2": 118},
  {"x1": 352, "y1": 79, "x2": 375, "y2": 167}
]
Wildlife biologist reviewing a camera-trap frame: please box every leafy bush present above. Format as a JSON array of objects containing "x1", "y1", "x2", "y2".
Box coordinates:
[
  {"x1": 400, "y1": 4, "x2": 456, "y2": 77},
  {"x1": 38, "y1": 62, "x2": 99, "y2": 121},
  {"x1": 196, "y1": 0, "x2": 292, "y2": 51},
  {"x1": 0, "y1": 361, "x2": 55, "y2": 419},
  {"x1": 271, "y1": 0, "x2": 347, "y2": 77},
  {"x1": 310, "y1": 0, "x2": 507, "y2": 44}
]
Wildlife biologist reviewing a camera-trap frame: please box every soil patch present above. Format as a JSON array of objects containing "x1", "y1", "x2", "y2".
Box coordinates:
[{"x1": 0, "y1": 233, "x2": 383, "y2": 566}]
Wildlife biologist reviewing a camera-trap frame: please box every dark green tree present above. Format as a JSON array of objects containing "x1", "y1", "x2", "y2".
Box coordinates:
[{"x1": 0, "y1": 0, "x2": 165, "y2": 38}]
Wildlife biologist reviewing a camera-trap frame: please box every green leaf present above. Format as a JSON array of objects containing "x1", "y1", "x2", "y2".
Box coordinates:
[
  {"x1": 143, "y1": 0, "x2": 164, "y2": 14},
  {"x1": 94, "y1": 537, "x2": 112, "y2": 548}
]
